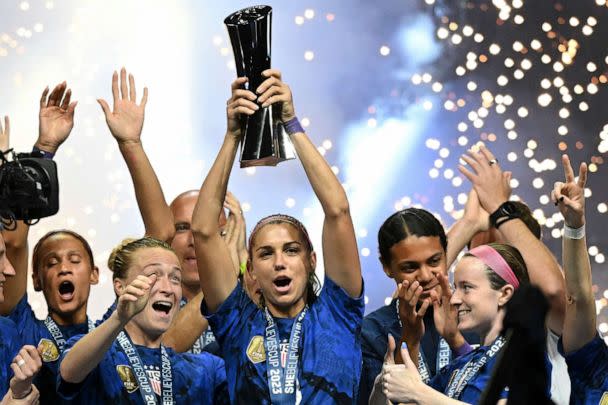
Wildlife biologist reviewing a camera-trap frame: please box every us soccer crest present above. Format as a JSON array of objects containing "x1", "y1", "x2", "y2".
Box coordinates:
[
  {"x1": 247, "y1": 335, "x2": 266, "y2": 364},
  {"x1": 116, "y1": 365, "x2": 139, "y2": 393},
  {"x1": 37, "y1": 339, "x2": 59, "y2": 362}
]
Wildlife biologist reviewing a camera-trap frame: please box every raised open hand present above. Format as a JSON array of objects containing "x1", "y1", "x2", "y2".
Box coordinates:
[
  {"x1": 98, "y1": 68, "x2": 148, "y2": 145},
  {"x1": 459, "y1": 144, "x2": 512, "y2": 214},
  {"x1": 37, "y1": 82, "x2": 77, "y2": 154},
  {"x1": 432, "y1": 273, "x2": 460, "y2": 343},
  {"x1": 462, "y1": 188, "x2": 490, "y2": 234},
  {"x1": 397, "y1": 280, "x2": 431, "y2": 345}
]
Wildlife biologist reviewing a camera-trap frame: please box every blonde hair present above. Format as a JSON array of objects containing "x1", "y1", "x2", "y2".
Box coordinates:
[{"x1": 108, "y1": 237, "x2": 175, "y2": 280}]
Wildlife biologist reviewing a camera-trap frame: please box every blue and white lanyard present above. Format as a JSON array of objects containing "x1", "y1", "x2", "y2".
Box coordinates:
[
  {"x1": 44, "y1": 315, "x2": 95, "y2": 353},
  {"x1": 445, "y1": 335, "x2": 505, "y2": 399},
  {"x1": 395, "y1": 300, "x2": 451, "y2": 383},
  {"x1": 117, "y1": 331, "x2": 174, "y2": 405},
  {"x1": 264, "y1": 306, "x2": 307, "y2": 405}
]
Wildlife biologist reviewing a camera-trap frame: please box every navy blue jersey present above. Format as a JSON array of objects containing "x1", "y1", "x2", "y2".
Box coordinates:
[
  {"x1": 359, "y1": 299, "x2": 478, "y2": 404},
  {"x1": 97, "y1": 300, "x2": 117, "y2": 326},
  {"x1": 0, "y1": 317, "x2": 21, "y2": 395},
  {"x1": 101, "y1": 299, "x2": 220, "y2": 356},
  {"x1": 559, "y1": 334, "x2": 608, "y2": 405},
  {"x1": 57, "y1": 333, "x2": 229, "y2": 404},
  {"x1": 8, "y1": 294, "x2": 89, "y2": 404},
  {"x1": 201, "y1": 276, "x2": 365, "y2": 404},
  {"x1": 429, "y1": 337, "x2": 508, "y2": 403}
]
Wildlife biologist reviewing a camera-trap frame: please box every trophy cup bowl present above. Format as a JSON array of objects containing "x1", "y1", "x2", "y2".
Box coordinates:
[{"x1": 224, "y1": 5, "x2": 295, "y2": 167}]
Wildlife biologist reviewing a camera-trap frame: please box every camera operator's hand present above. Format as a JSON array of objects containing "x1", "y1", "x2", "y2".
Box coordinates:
[
  {"x1": 36, "y1": 82, "x2": 77, "y2": 154},
  {"x1": 98, "y1": 68, "x2": 148, "y2": 146},
  {"x1": 0, "y1": 115, "x2": 9, "y2": 152}
]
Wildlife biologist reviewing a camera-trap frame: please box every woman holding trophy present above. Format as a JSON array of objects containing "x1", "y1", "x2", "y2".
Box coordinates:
[{"x1": 192, "y1": 68, "x2": 365, "y2": 404}]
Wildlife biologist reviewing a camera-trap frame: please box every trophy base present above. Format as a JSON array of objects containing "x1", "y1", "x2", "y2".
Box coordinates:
[{"x1": 239, "y1": 105, "x2": 296, "y2": 168}]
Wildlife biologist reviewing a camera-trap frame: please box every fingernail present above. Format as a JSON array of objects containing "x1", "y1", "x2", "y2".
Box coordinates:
[{"x1": 401, "y1": 342, "x2": 408, "y2": 351}]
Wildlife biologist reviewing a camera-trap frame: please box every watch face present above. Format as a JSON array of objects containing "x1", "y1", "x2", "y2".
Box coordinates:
[{"x1": 501, "y1": 202, "x2": 517, "y2": 215}]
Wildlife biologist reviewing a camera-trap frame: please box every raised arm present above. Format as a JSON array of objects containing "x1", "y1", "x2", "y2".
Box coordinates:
[
  {"x1": 98, "y1": 68, "x2": 174, "y2": 241},
  {"x1": 161, "y1": 291, "x2": 208, "y2": 352},
  {"x1": 162, "y1": 191, "x2": 246, "y2": 351},
  {"x1": 552, "y1": 155, "x2": 594, "y2": 352},
  {"x1": 257, "y1": 69, "x2": 362, "y2": 297},
  {"x1": 60, "y1": 274, "x2": 156, "y2": 383},
  {"x1": 191, "y1": 77, "x2": 255, "y2": 312},
  {"x1": 1, "y1": 82, "x2": 76, "y2": 314},
  {"x1": 460, "y1": 145, "x2": 566, "y2": 334},
  {"x1": 446, "y1": 189, "x2": 490, "y2": 268}
]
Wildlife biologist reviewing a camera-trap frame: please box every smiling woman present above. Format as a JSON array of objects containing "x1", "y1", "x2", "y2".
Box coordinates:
[
  {"x1": 375, "y1": 243, "x2": 535, "y2": 405},
  {"x1": 57, "y1": 237, "x2": 228, "y2": 404}
]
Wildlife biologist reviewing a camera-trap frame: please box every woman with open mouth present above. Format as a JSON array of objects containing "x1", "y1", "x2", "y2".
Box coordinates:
[
  {"x1": 0, "y1": 83, "x2": 103, "y2": 404},
  {"x1": 57, "y1": 237, "x2": 228, "y2": 403},
  {"x1": 192, "y1": 70, "x2": 364, "y2": 404}
]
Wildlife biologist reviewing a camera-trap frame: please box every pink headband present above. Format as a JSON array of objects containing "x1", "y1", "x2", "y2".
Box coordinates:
[{"x1": 468, "y1": 245, "x2": 520, "y2": 289}]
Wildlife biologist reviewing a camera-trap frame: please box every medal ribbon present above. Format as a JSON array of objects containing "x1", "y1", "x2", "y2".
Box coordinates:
[
  {"x1": 264, "y1": 306, "x2": 307, "y2": 405},
  {"x1": 395, "y1": 300, "x2": 451, "y2": 383},
  {"x1": 445, "y1": 335, "x2": 505, "y2": 399},
  {"x1": 44, "y1": 316, "x2": 95, "y2": 354},
  {"x1": 116, "y1": 331, "x2": 173, "y2": 405}
]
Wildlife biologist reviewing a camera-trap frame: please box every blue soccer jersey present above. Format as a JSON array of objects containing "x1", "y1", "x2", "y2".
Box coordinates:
[
  {"x1": 57, "y1": 333, "x2": 229, "y2": 404},
  {"x1": 359, "y1": 300, "x2": 477, "y2": 404},
  {"x1": 201, "y1": 275, "x2": 365, "y2": 404},
  {"x1": 8, "y1": 294, "x2": 90, "y2": 404},
  {"x1": 0, "y1": 317, "x2": 21, "y2": 396},
  {"x1": 100, "y1": 299, "x2": 220, "y2": 356},
  {"x1": 429, "y1": 336, "x2": 509, "y2": 403},
  {"x1": 559, "y1": 334, "x2": 608, "y2": 405}
]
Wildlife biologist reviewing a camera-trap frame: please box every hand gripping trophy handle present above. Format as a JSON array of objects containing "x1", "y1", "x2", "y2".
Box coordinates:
[{"x1": 224, "y1": 5, "x2": 295, "y2": 167}]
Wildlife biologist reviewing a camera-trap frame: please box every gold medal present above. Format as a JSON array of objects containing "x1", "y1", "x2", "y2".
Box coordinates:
[
  {"x1": 600, "y1": 392, "x2": 608, "y2": 405},
  {"x1": 116, "y1": 365, "x2": 139, "y2": 393},
  {"x1": 37, "y1": 339, "x2": 59, "y2": 362},
  {"x1": 246, "y1": 335, "x2": 266, "y2": 364}
]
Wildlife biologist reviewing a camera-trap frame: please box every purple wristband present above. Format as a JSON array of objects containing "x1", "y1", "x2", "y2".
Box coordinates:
[
  {"x1": 32, "y1": 146, "x2": 55, "y2": 160},
  {"x1": 283, "y1": 117, "x2": 304, "y2": 135},
  {"x1": 453, "y1": 341, "x2": 473, "y2": 357}
]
